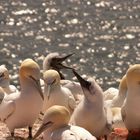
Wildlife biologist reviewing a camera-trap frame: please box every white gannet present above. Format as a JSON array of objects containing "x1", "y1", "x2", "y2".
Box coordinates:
[
  {"x1": 111, "y1": 107, "x2": 125, "y2": 129},
  {"x1": 104, "y1": 75, "x2": 127, "y2": 108},
  {"x1": 0, "y1": 87, "x2": 5, "y2": 105},
  {"x1": 33, "y1": 105, "x2": 97, "y2": 140},
  {"x1": 121, "y1": 64, "x2": 140, "y2": 139},
  {"x1": 70, "y1": 70, "x2": 112, "y2": 139},
  {"x1": 0, "y1": 59, "x2": 44, "y2": 138},
  {"x1": 104, "y1": 87, "x2": 119, "y2": 101},
  {"x1": 60, "y1": 79, "x2": 83, "y2": 105},
  {"x1": 111, "y1": 75, "x2": 127, "y2": 107},
  {"x1": 0, "y1": 65, "x2": 18, "y2": 94},
  {"x1": 42, "y1": 70, "x2": 76, "y2": 115},
  {"x1": 42, "y1": 52, "x2": 83, "y2": 104}
]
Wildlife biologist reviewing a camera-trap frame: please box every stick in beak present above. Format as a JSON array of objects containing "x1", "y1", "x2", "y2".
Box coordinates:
[{"x1": 33, "y1": 121, "x2": 53, "y2": 139}]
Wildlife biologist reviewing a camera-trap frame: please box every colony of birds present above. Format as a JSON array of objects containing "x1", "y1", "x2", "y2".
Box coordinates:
[{"x1": 0, "y1": 52, "x2": 140, "y2": 140}]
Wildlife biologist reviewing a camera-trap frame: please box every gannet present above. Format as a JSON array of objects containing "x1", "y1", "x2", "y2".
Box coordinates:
[
  {"x1": 104, "y1": 75, "x2": 127, "y2": 108},
  {"x1": 0, "y1": 87, "x2": 5, "y2": 105},
  {"x1": 60, "y1": 80, "x2": 83, "y2": 105},
  {"x1": 41, "y1": 52, "x2": 73, "y2": 90},
  {"x1": 104, "y1": 87, "x2": 119, "y2": 101},
  {"x1": 70, "y1": 70, "x2": 112, "y2": 139},
  {"x1": 33, "y1": 105, "x2": 97, "y2": 140},
  {"x1": 0, "y1": 59, "x2": 44, "y2": 138},
  {"x1": 121, "y1": 64, "x2": 140, "y2": 139},
  {"x1": 43, "y1": 52, "x2": 83, "y2": 104},
  {"x1": 0, "y1": 65, "x2": 18, "y2": 94},
  {"x1": 42, "y1": 70, "x2": 76, "y2": 115},
  {"x1": 111, "y1": 75, "x2": 127, "y2": 107},
  {"x1": 111, "y1": 107, "x2": 125, "y2": 128}
]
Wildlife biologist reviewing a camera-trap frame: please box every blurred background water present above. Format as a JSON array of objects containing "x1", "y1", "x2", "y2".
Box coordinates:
[{"x1": 0, "y1": 0, "x2": 140, "y2": 90}]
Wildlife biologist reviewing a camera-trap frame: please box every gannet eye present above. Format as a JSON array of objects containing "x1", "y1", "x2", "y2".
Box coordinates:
[{"x1": 0, "y1": 73, "x2": 4, "y2": 78}]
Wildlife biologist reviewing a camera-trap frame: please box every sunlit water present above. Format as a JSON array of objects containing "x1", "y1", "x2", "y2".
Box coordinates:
[{"x1": 0, "y1": 0, "x2": 140, "y2": 90}]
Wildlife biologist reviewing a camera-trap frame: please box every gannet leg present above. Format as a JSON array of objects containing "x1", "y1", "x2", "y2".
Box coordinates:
[
  {"x1": 28, "y1": 126, "x2": 32, "y2": 138},
  {"x1": 11, "y1": 131, "x2": 14, "y2": 137}
]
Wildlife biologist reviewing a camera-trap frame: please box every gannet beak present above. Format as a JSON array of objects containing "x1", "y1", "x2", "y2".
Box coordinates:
[
  {"x1": 73, "y1": 70, "x2": 91, "y2": 90},
  {"x1": 33, "y1": 121, "x2": 53, "y2": 139},
  {"x1": 51, "y1": 53, "x2": 74, "y2": 69},
  {"x1": 30, "y1": 76, "x2": 44, "y2": 100},
  {"x1": 35, "y1": 80, "x2": 44, "y2": 100},
  {"x1": 58, "y1": 53, "x2": 74, "y2": 62},
  {"x1": 46, "y1": 84, "x2": 51, "y2": 100}
]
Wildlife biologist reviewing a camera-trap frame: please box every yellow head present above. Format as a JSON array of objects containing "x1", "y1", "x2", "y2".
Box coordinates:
[
  {"x1": 126, "y1": 64, "x2": 140, "y2": 86},
  {"x1": 43, "y1": 70, "x2": 61, "y2": 86},
  {"x1": 33, "y1": 105, "x2": 70, "y2": 139},
  {"x1": 20, "y1": 58, "x2": 40, "y2": 80}
]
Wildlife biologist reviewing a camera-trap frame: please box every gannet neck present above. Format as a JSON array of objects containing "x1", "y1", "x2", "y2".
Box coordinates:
[
  {"x1": 84, "y1": 79, "x2": 104, "y2": 105},
  {"x1": 119, "y1": 75, "x2": 127, "y2": 88},
  {"x1": 50, "y1": 84, "x2": 61, "y2": 91},
  {"x1": 118, "y1": 75, "x2": 127, "y2": 95},
  {"x1": 43, "y1": 53, "x2": 59, "y2": 71},
  {"x1": 20, "y1": 76, "x2": 35, "y2": 91}
]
